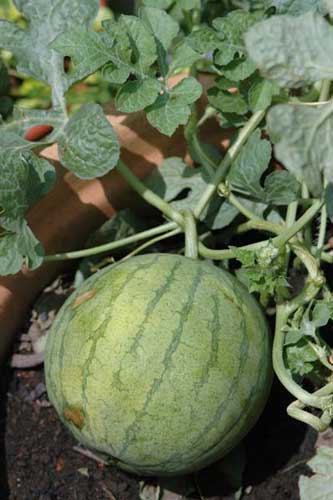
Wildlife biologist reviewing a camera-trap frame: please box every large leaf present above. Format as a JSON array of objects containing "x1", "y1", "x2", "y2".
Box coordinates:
[
  {"x1": 267, "y1": 102, "x2": 333, "y2": 195},
  {"x1": 245, "y1": 13, "x2": 333, "y2": 88},
  {"x1": 146, "y1": 77, "x2": 202, "y2": 135},
  {"x1": 57, "y1": 104, "x2": 120, "y2": 179},
  {"x1": 0, "y1": 0, "x2": 99, "y2": 104},
  {"x1": 268, "y1": 0, "x2": 326, "y2": 15}
]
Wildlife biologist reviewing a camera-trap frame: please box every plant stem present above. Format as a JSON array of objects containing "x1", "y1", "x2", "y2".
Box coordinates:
[
  {"x1": 290, "y1": 242, "x2": 322, "y2": 281},
  {"x1": 317, "y1": 202, "x2": 328, "y2": 254},
  {"x1": 319, "y1": 79, "x2": 331, "y2": 102},
  {"x1": 198, "y1": 202, "x2": 323, "y2": 262},
  {"x1": 184, "y1": 108, "x2": 216, "y2": 177},
  {"x1": 219, "y1": 186, "x2": 283, "y2": 234},
  {"x1": 193, "y1": 110, "x2": 265, "y2": 219},
  {"x1": 273, "y1": 302, "x2": 330, "y2": 410},
  {"x1": 121, "y1": 228, "x2": 181, "y2": 261},
  {"x1": 198, "y1": 239, "x2": 268, "y2": 260},
  {"x1": 284, "y1": 200, "x2": 298, "y2": 269},
  {"x1": 317, "y1": 179, "x2": 328, "y2": 257},
  {"x1": 183, "y1": 210, "x2": 198, "y2": 259},
  {"x1": 191, "y1": 134, "x2": 216, "y2": 177},
  {"x1": 116, "y1": 160, "x2": 184, "y2": 227},
  {"x1": 273, "y1": 200, "x2": 324, "y2": 249},
  {"x1": 321, "y1": 251, "x2": 333, "y2": 263},
  {"x1": 44, "y1": 221, "x2": 177, "y2": 262}
]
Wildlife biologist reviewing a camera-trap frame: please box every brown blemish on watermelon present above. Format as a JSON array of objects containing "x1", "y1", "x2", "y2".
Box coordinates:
[
  {"x1": 64, "y1": 407, "x2": 85, "y2": 429},
  {"x1": 71, "y1": 290, "x2": 97, "y2": 309}
]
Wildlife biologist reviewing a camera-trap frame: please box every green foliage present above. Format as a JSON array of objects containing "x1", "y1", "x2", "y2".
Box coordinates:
[
  {"x1": 267, "y1": 102, "x2": 333, "y2": 196},
  {"x1": 234, "y1": 244, "x2": 288, "y2": 296},
  {"x1": 1, "y1": 1, "x2": 333, "y2": 480},
  {"x1": 284, "y1": 300, "x2": 333, "y2": 379},
  {"x1": 245, "y1": 13, "x2": 333, "y2": 88},
  {"x1": 57, "y1": 103, "x2": 120, "y2": 179},
  {"x1": 228, "y1": 129, "x2": 300, "y2": 205},
  {"x1": 268, "y1": 0, "x2": 327, "y2": 15}
]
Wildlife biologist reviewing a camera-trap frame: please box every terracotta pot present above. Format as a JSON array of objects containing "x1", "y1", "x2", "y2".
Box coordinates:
[{"x1": 0, "y1": 74, "x2": 231, "y2": 363}]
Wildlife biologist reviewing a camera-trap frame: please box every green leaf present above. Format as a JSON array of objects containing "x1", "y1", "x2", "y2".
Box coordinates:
[
  {"x1": 312, "y1": 300, "x2": 333, "y2": 327},
  {"x1": 57, "y1": 104, "x2": 120, "y2": 179},
  {"x1": 208, "y1": 88, "x2": 249, "y2": 115},
  {"x1": 0, "y1": 0, "x2": 99, "y2": 103},
  {"x1": 121, "y1": 15, "x2": 157, "y2": 74},
  {"x1": 285, "y1": 340, "x2": 318, "y2": 376},
  {"x1": 215, "y1": 77, "x2": 238, "y2": 90},
  {"x1": 0, "y1": 107, "x2": 64, "y2": 139},
  {"x1": 299, "y1": 447, "x2": 333, "y2": 500},
  {"x1": 52, "y1": 28, "x2": 113, "y2": 86},
  {"x1": 228, "y1": 130, "x2": 272, "y2": 199},
  {"x1": 116, "y1": 79, "x2": 162, "y2": 113},
  {"x1": 140, "y1": 7, "x2": 179, "y2": 76},
  {"x1": 0, "y1": 150, "x2": 55, "y2": 220},
  {"x1": 223, "y1": 57, "x2": 257, "y2": 81},
  {"x1": 227, "y1": 128, "x2": 300, "y2": 205},
  {"x1": 204, "y1": 199, "x2": 239, "y2": 230},
  {"x1": 142, "y1": 0, "x2": 173, "y2": 8},
  {"x1": 245, "y1": 13, "x2": 333, "y2": 88},
  {"x1": 270, "y1": 0, "x2": 326, "y2": 15},
  {"x1": 144, "y1": 157, "x2": 208, "y2": 211},
  {"x1": 140, "y1": 7, "x2": 178, "y2": 52},
  {"x1": 267, "y1": 102, "x2": 333, "y2": 196},
  {"x1": 234, "y1": 243, "x2": 288, "y2": 296},
  {"x1": 178, "y1": 0, "x2": 201, "y2": 9},
  {"x1": 248, "y1": 77, "x2": 280, "y2": 112},
  {"x1": 264, "y1": 171, "x2": 300, "y2": 205},
  {"x1": 168, "y1": 40, "x2": 202, "y2": 76},
  {"x1": 186, "y1": 26, "x2": 222, "y2": 53},
  {"x1": 0, "y1": 218, "x2": 44, "y2": 275},
  {"x1": 146, "y1": 77, "x2": 202, "y2": 135},
  {"x1": 213, "y1": 10, "x2": 262, "y2": 66},
  {"x1": 325, "y1": 183, "x2": 333, "y2": 221}
]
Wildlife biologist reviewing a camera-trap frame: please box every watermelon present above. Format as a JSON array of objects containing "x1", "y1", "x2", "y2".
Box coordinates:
[{"x1": 45, "y1": 253, "x2": 272, "y2": 476}]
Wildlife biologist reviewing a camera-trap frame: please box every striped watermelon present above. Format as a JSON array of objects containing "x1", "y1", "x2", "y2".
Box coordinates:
[{"x1": 45, "y1": 254, "x2": 272, "y2": 476}]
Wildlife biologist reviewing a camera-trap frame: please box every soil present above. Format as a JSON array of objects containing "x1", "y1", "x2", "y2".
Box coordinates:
[{"x1": 0, "y1": 276, "x2": 318, "y2": 500}]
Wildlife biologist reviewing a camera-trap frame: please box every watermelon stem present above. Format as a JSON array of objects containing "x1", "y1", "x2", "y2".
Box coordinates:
[
  {"x1": 182, "y1": 210, "x2": 198, "y2": 259},
  {"x1": 272, "y1": 279, "x2": 333, "y2": 431},
  {"x1": 116, "y1": 160, "x2": 185, "y2": 228},
  {"x1": 45, "y1": 221, "x2": 178, "y2": 261},
  {"x1": 193, "y1": 110, "x2": 266, "y2": 219}
]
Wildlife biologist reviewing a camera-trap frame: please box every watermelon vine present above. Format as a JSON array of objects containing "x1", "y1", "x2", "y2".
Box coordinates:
[{"x1": 1, "y1": 0, "x2": 333, "y2": 481}]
